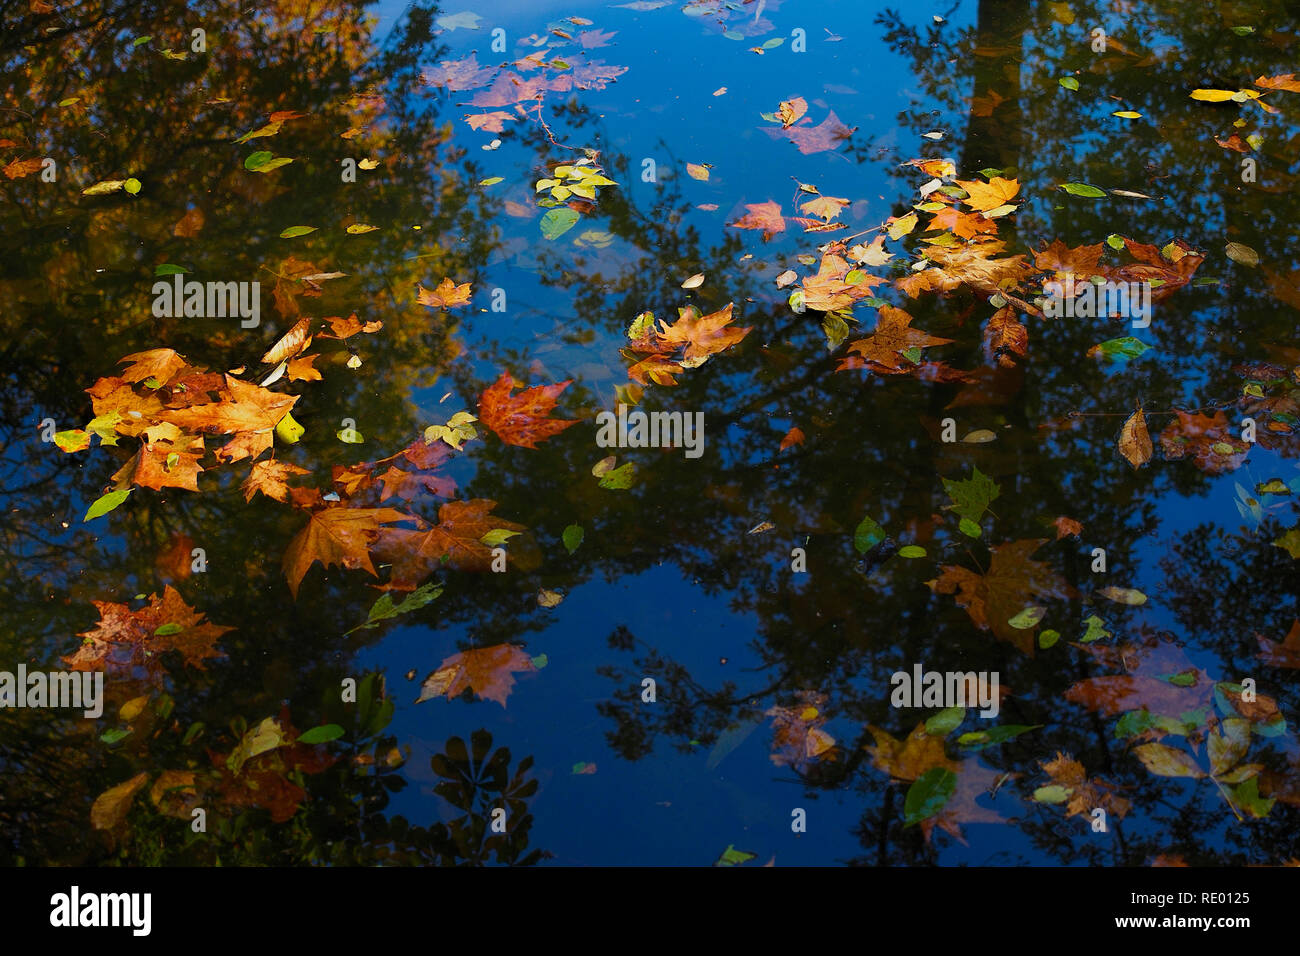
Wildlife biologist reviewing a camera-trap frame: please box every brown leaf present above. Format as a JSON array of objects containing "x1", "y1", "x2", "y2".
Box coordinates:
[
  {"x1": 417, "y1": 643, "x2": 536, "y2": 707},
  {"x1": 172, "y1": 206, "x2": 206, "y2": 238},
  {"x1": 241, "y1": 458, "x2": 309, "y2": 503},
  {"x1": 1119, "y1": 403, "x2": 1153, "y2": 469},
  {"x1": 374, "y1": 499, "x2": 524, "y2": 588},
  {"x1": 846, "y1": 305, "x2": 952, "y2": 374},
  {"x1": 654, "y1": 302, "x2": 752, "y2": 365},
  {"x1": 1257, "y1": 620, "x2": 1300, "y2": 668},
  {"x1": 728, "y1": 200, "x2": 785, "y2": 241},
  {"x1": 865, "y1": 722, "x2": 959, "y2": 781},
  {"x1": 983, "y1": 306, "x2": 1027, "y2": 367},
  {"x1": 477, "y1": 373, "x2": 580, "y2": 448},
  {"x1": 1053, "y1": 516, "x2": 1083, "y2": 539},
  {"x1": 1158, "y1": 410, "x2": 1250, "y2": 474},
  {"x1": 91, "y1": 773, "x2": 149, "y2": 832},
  {"x1": 65, "y1": 585, "x2": 232, "y2": 676},
  {"x1": 766, "y1": 691, "x2": 836, "y2": 771},
  {"x1": 930, "y1": 539, "x2": 1075, "y2": 654},
  {"x1": 282, "y1": 506, "x2": 412, "y2": 597},
  {"x1": 776, "y1": 96, "x2": 808, "y2": 128},
  {"x1": 260, "y1": 317, "x2": 313, "y2": 365},
  {"x1": 2, "y1": 156, "x2": 44, "y2": 179}
]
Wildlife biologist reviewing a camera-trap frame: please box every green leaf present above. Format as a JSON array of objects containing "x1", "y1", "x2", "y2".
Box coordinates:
[
  {"x1": 958, "y1": 517, "x2": 982, "y2": 538},
  {"x1": 924, "y1": 706, "x2": 965, "y2": 736},
  {"x1": 715, "y1": 844, "x2": 757, "y2": 866},
  {"x1": 84, "y1": 488, "x2": 132, "y2": 521},
  {"x1": 904, "y1": 767, "x2": 957, "y2": 826},
  {"x1": 598, "y1": 462, "x2": 637, "y2": 489},
  {"x1": 530, "y1": 653, "x2": 549, "y2": 669},
  {"x1": 479, "y1": 528, "x2": 519, "y2": 546},
  {"x1": 943, "y1": 466, "x2": 1001, "y2": 522},
  {"x1": 1008, "y1": 606, "x2": 1045, "y2": 630},
  {"x1": 297, "y1": 724, "x2": 346, "y2": 744},
  {"x1": 1229, "y1": 25, "x2": 1255, "y2": 35},
  {"x1": 153, "y1": 622, "x2": 183, "y2": 637},
  {"x1": 956, "y1": 724, "x2": 1041, "y2": 750},
  {"x1": 562, "y1": 524, "x2": 584, "y2": 554},
  {"x1": 244, "y1": 151, "x2": 293, "y2": 173},
  {"x1": 1231, "y1": 776, "x2": 1275, "y2": 817},
  {"x1": 1090, "y1": 336, "x2": 1150, "y2": 361},
  {"x1": 154, "y1": 263, "x2": 186, "y2": 276},
  {"x1": 123, "y1": 178, "x2": 141, "y2": 195},
  {"x1": 1105, "y1": 234, "x2": 1125, "y2": 251},
  {"x1": 853, "y1": 515, "x2": 885, "y2": 553},
  {"x1": 1039, "y1": 629, "x2": 1060, "y2": 649},
  {"x1": 181, "y1": 721, "x2": 205, "y2": 745},
  {"x1": 540, "y1": 208, "x2": 580, "y2": 240},
  {"x1": 1058, "y1": 76, "x2": 1079, "y2": 91},
  {"x1": 346, "y1": 582, "x2": 443, "y2": 635},
  {"x1": 132, "y1": 36, "x2": 152, "y2": 47},
  {"x1": 1080, "y1": 615, "x2": 1110, "y2": 643},
  {"x1": 761, "y1": 37, "x2": 784, "y2": 49},
  {"x1": 1059, "y1": 182, "x2": 1107, "y2": 198},
  {"x1": 479, "y1": 176, "x2": 504, "y2": 186},
  {"x1": 897, "y1": 545, "x2": 927, "y2": 558},
  {"x1": 1033, "y1": 785, "x2": 1071, "y2": 804},
  {"x1": 100, "y1": 728, "x2": 132, "y2": 744},
  {"x1": 279, "y1": 225, "x2": 317, "y2": 238},
  {"x1": 54, "y1": 429, "x2": 90, "y2": 453}
]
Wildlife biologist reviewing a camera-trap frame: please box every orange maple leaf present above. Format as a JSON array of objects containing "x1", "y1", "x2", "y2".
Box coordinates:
[
  {"x1": 846, "y1": 305, "x2": 952, "y2": 373},
  {"x1": 286, "y1": 354, "x2": 321, "y2": 382},
  {"x1": 654, "y1": 302, "x2": 752, "y2": 365},
  {"x1": 800, "y1": 250, "x2": 883, "y2": 312},
  {"x1": 1033, "y1": 239, "x2": 1108, "y2": 278},
  {"x1": 282, "y1": 505, "x2": 412, "y2": 598},
  {"x1": 118, "y1": 348, "x2": 189, "y2": 385},
  {"x1": 241, "y1": 458, "x2": 309, "y2": 503},
  {"x1": 956, "y1": 175, "x2": 1020, "y2": 212},
  {"x1": 477, "y1": 373, "x2": 580, "y2": 448},
  {"x1": 929, "y1": 538, "x2": 1075, "y2": 654},
  {"x1": 111, "y1": 438, "x2": 205, "y2": 491},
  {"x1": 728, "y1": 200, "x2": 785, "y2": 241},
  {"x1": 416, "y1": 643, "x2": 536, "y2": 707},
  {"x1": 161, "y1": 376, "x2": 297, "y2": 446},
  {"x1": 416, "y1": 277, "x2": 473, "y2": 310},
  {"x1": 373, "y1": 498, "x2": 524, "y2": 589},
  {"x1": 64, "y1": 586, "x2": 233, "y2": 676}
]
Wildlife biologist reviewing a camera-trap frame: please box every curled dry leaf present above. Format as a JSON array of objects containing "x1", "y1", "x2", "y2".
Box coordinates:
[{"x1": 1119, "y1": 403, "x2": 1153, "y2": 469}]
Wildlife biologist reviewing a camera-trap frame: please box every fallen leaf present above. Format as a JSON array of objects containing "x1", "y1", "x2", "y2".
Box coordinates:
[{"x1": 417, "y1": 644, "x2": 535, "y2": 706}]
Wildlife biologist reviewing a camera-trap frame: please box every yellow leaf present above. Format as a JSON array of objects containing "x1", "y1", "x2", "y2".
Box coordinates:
[
  {"x1": 275, "y1": 410, "x2": 305, "y2": 444},
  {"x1": 886, "y1": 211, "x2": 918, "y2": 240}
]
